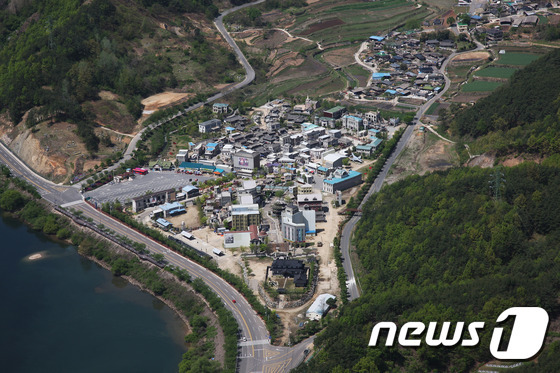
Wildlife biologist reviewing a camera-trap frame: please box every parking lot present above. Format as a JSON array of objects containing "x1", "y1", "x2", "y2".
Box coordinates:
[{"x1": 84, "y1": 170, "x2": 214, "y2": 204}]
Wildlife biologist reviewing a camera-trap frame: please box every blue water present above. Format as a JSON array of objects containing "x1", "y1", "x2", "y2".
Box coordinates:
[{"x1": 0, "y1": 214, "x2": 186, "y2": 372}]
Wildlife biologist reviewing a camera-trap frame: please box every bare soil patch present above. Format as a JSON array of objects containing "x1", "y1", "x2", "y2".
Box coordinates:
[
  {"x1": 451, "y1": 51, "x2": 490, "y2": 62},
  {"x1": 165, "y1": 205, "x2": 201, "y2": 230},
  {"x1": 385, "y1": 127, "x2": 459, "y2": 185},
  {"x1": 466, "y1": 153, "x2": 495, "y2": 168},
  {"x1": 85, "y1": 100, "x2": 138, "y2": 134},
  {"x1": 323, "y1": 46, "x2": 357, "y2": 67},
  {"x1": 141, "y1": 92, "x2": 194, "y2": 112},
  {"x1": 300, "y1": 18, "x2": 345, "y2": 36},
  {"x1": 500, "y1": 154, "x2": 542, "y2": 167}
]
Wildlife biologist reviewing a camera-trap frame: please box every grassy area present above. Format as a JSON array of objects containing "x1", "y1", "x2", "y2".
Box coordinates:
[
  {"x1": 425, "y1": 102, "x2": 440, "y2": 115},
  {"x1": 496, "y1": 52, "x2": 540, "y2": 66},
  {"x1": 461, "y1": 80, "x2": 503, "y2": 92},
  {"x1": 474, "y1": 66, "x2": 517, "y2": 79}
]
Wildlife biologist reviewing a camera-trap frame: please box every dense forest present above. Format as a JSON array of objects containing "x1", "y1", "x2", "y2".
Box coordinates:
[
  {"x1": 440, "y1": 48, "x2": 560, "y2": 159},
  {"x1": 0, "y1": 0, "x2": 245, "y2": 152},
  {"x1": 296, "y1": 164, "x2": 560, "y2": 372},
  {"x1": 453, "y1": 49, "x2": 560, "y2": 138}
]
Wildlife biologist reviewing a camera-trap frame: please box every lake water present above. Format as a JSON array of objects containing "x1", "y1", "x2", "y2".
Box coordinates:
[{"x1": 0, "y1": 214, "x2": 187, "y2": 372}]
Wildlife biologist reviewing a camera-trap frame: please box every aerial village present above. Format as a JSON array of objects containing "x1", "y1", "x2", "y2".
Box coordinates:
[
  {"x1": 82, "y1": 82, "x2": 409, "y2": 331},
  {"x1": 80, "y1": 0, "x2": 560, "y2": 331}
]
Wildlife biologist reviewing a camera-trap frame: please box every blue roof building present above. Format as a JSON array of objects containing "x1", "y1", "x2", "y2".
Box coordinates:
[
  {"x1": 322, "y1": 169, "x2": 362, "y2": 193},
  {"x1": 179, "y1": 162, "x2": 215, "y2": 171},
  {"x1": 369, "y1": 35, "x2": 385, "y2": 42},
  {"x1": 160, "y1": 202, "x2": 186, "y2": 217},
  {"x1": 156, "y1": 218, "x2": 172, "y2": 229}
]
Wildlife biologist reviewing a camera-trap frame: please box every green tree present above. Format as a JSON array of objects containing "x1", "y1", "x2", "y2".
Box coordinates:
[{"x1": 0, "y1": 190, "x2": 24, "y2": 212}]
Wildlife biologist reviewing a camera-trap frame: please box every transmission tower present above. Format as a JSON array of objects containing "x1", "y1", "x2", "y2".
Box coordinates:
[{"x1": 489, "y1": 166, "x2": 506, "y2": 201}]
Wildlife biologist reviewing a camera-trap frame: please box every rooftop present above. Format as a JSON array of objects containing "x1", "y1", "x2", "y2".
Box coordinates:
[{"x1": 323, "y1": 170, "x2": 362, "y2": 185}]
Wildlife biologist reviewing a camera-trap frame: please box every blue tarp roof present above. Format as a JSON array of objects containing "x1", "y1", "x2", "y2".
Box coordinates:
[
  {"x1": 182, "y1": 185, "x2": 199, "y2": 192},
  {"x1": 385, "y1": 89, "x2": 398, "y2": 95},
  {"x1": 369, "y1": 36, "x2": 385, "y2": 41},
  {"x1": 372, "y1": 72, "x2": 391, "y2": 79},
  {"x1": 169, "y1": 208, "x2": 186, "y2": 215},
  {"x1": 371, "y1": 138, "x2": 383, "y2": 147},
  {"x1": 160, "y1": 202, "x2": 182, "y2": 212},
  {"x1": 156, "y1": 218, "x2": 171, "y2": 227},
  {"x1": 318, "y1": 166, "x2": 329, "y2": 172},
  {"x1": 214, "y1": 168, "x2": 225, "y2": 174},
  {"x1": 225, "y1": 126, "x2": 236, "y2": 131},
  {"x1": 179, "y1": 162, "x2": 215, "y2": 170}
]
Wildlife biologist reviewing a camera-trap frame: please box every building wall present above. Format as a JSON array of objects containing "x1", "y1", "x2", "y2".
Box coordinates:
[
  {"x1": 322, "y1": 174, "x2": 362, "y2": 194},
  {"x1": 232, "y1": 151, "x2": 260, "y2": 172},
  {"x1": 132, "y1": 190, "x2": 176, "y2": 212},
  {"x1": 232, "y1": 212, "x2": 261, "y2": 231}
]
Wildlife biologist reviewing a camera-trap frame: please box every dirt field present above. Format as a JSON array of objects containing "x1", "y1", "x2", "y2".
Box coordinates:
[
  {"x1": 323, "y1": 46, "x2": 357, "y2": 67},
  {"x1": 300, "y1": 18, "x2": 345, "y2": 36},
  {"x1": 141, "y1": 92, "x2": 194, "y2": 112},
  {"x1": 385, "y1": 127, "x2": 459, "y2": 185},
  {"x1": 451, "y1": 51, "x2": 490, "y2": 62},
  {"x1": 165, "y1": 205, "x2": 201, "y2": 230}
]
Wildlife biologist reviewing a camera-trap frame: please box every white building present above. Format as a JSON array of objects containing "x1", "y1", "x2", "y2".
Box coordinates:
[
  {"x1": 281, "y1": 205, "x2": 316, "y2": 243},
  {"x1": 323, "y1": 153, "x2": 347, "y2": 169},
  {"x1": 342, "y1": 115, "x2": 363, "y2": 132},
  {"x1": 306, "y1": 294, "x2": 336, "y2": 320}
]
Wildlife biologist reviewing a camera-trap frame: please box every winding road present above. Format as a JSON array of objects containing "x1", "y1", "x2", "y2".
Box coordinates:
[
  {"x1": 340, "y1": 40, "x2": 487, "y2": 301},
  {"x1": 0, "y1": 1, "x2": 313, "y2": 372},
  {"x1": 0, "y1": 2, "x2": 489, "y2": 370}
]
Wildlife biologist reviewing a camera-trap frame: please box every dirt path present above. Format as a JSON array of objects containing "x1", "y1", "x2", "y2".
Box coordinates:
[
  {"x1": 97, "y1": 126, "x2": 134, "y2": 138},
  {"x1": 424, "y1": 124, "x2": 455, "y2": 143},
  {"x1": 354, "y1": 41, "x2": 377, "y2": 87}
]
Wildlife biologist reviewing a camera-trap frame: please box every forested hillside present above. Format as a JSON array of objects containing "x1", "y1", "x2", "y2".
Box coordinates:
[
  {"x1": 0, "y1": 0, "x2": 245, "y2": 151},
  {"x1": 296, "y1": 164, "x2": 560, "y2": 372},
  {"x1": 443, "y1": 48, "x2": 560, "y2": 159},
  {"x1": 453, "y1": 49, "x2": 560, "y2": 138}
]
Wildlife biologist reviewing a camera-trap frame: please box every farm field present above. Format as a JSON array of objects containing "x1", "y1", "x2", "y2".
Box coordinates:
[
  {"x1": 461, "y1": 80, "x2": 503, "y2": 92},
  {"x1": 289, "y1": 0, "x2": 432, "y2": 46},
  {"x1": 474, "y1": 66, "x2": 517, "y2": 79},
  {"x1": 496, "y1": 52, "x2": 540, "y2": 66}
]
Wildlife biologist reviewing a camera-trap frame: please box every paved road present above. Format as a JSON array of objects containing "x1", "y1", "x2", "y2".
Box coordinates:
[
  {"x1": 339, "y1": 42, "x2": 487, "y2": 301},
  {"x1": 0, "y1": 1, "x2": 312, "y2": 371},
  {"x1": 80, "y1": 0, "x2": 265, "y2": 187}
]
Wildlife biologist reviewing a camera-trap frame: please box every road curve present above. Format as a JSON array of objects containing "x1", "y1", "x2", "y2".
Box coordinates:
[
  {"x1": 340, "y1": 42, "x2": 487, "y2": 301},
  {"x1": 82, "y1": 0, "x2": 266, "y2": 186}
]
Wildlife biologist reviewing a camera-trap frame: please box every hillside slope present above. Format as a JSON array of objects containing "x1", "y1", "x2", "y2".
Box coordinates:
[
  {"x1": 0, "y1": 0, "x2": 245, "y2": 181},
  {"x1": 453, "y1": 49, "x2": 560, "y2": 138},
  {"x1": 295, "y1": 165, "x2": 560, "y2": 372}
]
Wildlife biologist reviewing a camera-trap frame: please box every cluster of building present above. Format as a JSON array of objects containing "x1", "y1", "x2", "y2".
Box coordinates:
[
  {"x1": 350, "y1": 32, "x2": 451, "y2": 102},
  {"x1": 119, "y1": 97, "x2": 409, "y2": 248}
]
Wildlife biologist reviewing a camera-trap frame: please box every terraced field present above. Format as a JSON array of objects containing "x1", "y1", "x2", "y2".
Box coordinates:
[
  {"x1": 461, "y1": 80, "x2": 503, "y2": 92},
  {"x1": 289, "y1": 0, "x2": 432, "y2": 46},
  {"x1": 496, "y1": 52, "x2": 540, "y2": 66},
  {"x1": 474, "y1": 66, "x2": 517, "y2": 79}
]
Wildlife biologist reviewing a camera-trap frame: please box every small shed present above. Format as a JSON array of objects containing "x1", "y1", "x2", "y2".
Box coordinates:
[{"x1": 306, "y1": 294, "x2": 336, "y2": 320}]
